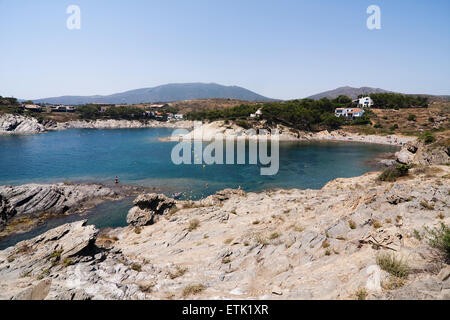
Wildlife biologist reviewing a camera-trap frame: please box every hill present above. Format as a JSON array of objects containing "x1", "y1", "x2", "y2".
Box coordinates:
[
  {"x1": 31, "y1": 83, "x2": 274, "y2": 105},
  {"x1": 307, "y1": 86, "x2": 392, "y2": 100}
]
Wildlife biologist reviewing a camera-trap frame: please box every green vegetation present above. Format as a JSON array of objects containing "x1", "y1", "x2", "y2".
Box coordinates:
[
  {"x1": 63, "y1": 258, "x2": 74, "y2": 268},
  {"x1": 389, "y1": 124, "x2": 399, "y2": 131},
  {"x1": 376, "y1": 253, "x2": 409, "y2": 279},
  {"x1": 407, "y1": 114, "x2": 417, "y2": 121},
  {"x1": 378, "y1": 164, "x2": 410, "y2": 182},
  {"x1": 76, "y1": 104, "x2": 145, "y2": 120},
  {"x1": 187, "y1": 98, "x2": 349, "y2": 131},
  {"x1": 369, "y1": 93, "x2": 428, "y2": 109},
  {"x1": 424, "y1": 223, "x2": 450, "y2": 263},
  {"x1": 418, "y1": 132, "x2": 436, "y2": 144}
]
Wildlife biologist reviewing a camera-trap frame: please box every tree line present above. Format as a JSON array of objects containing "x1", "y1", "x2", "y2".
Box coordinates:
[
  {"x1": 368, "y1": 93, "x2": 428, "y2": 109},
  {"x1": 186, "y1": 97, "x2": 353, "y2": 131}
]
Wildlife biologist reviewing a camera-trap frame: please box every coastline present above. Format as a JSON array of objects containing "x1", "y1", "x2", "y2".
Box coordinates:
[
  {"x1": 165, "y1": 120, "x2": 416, "y2": 146},
  {"x1": 0, "y1": 113, "x2": 194, "y2": 135},
  {"x1": 0, "y1": 114, "x2": 416, "y2": 147},
  {"x1": 0, "y1": 163, "x2": 448, "y2": 300}
]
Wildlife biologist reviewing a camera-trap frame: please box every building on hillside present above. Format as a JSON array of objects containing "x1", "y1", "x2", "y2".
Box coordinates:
[
  {"x1": 100, "y1": 106, "x2": 112, "y2": 112},
  {"x1": 250, "y1": 108, "x2": 263, "y2": 119},
  {"x1": 23, "y1": 104, "x2": 42, "y2": 112},
  {"x1": 353, "y1": 96, "x2": 374, "y2": 108},
  {"x1": 335, "y1": 108, "x2": 365, "y2": 120},
  {"x1": 174, "y1": 114, "x2": 184, "y2": 120},
  {"x1": 51, "y1": 105, "x2": 75, "y2": 112}
]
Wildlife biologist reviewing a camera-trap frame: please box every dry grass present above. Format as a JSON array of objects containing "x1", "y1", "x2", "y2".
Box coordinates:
[
  {"x1": 269, "y1": 231, "x2": 281, "y2": 240},
  {"x1": 131, "y1": 263, "x2": 142, "y2": 272},
  {"x1": 354, "y1": 288, "x2": 368, "y2": 300},
  {"x1": 168, "y1": 266, "x2": 188, "y2": 279},
  {"x1": 373, "y1": 220, "x2": 383, "y2": 229},
  {"x1": 376, "y1": 253, "x2": 409, "y2": 279},
  {"x1": 182, "y1": 284, "x2": 205, "y2": 297},
  {"x1": 188, "y1": 219, "x2": 200, "y2": 232}
]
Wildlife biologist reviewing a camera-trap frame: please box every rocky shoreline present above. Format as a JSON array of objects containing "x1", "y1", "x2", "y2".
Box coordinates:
[
  {"x1": 0, "y1": 121, "x2": 448, "y2": 300},
  {"x1": 0, "y1": 162, "x2": 448, "y2": 300},
  {"x1": 168, "y1": 121, "x2": 415, "y2": 146},
  {"x1": 0, "y1": 114, "x2": 194, "y2": 135},
  {"x1": 0, "y1": 183, "x2": 155, "y2": 239},
  {"x1": 1, "y1": 114, "x2": 416, "y2": 147}
]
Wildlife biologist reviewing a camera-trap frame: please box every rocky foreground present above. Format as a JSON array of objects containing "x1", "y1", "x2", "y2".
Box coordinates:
[{"x1": 0, "y1": 161, "x2": 448, "y2": 300}]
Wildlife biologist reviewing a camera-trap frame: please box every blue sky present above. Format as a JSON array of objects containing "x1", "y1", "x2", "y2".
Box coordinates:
[{"x1": 0, "y1": 0, "x2": 449, "y2": 100}]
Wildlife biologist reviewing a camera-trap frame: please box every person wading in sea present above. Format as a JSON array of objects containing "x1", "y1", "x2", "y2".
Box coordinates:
[{"x1": 115, "y1": 176, "x2": 119, "y2": 184}]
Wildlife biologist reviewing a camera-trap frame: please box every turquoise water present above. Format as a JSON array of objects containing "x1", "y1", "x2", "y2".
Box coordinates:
[
  {"x1": 0, "y1": 128, "x2": 398, "y2": 248},
  {"x1": 0, "y1": 128, "x2": 397, "y2": 197}
]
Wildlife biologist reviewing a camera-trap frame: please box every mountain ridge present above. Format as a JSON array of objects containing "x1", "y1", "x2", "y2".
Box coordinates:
[
  {"x1": 31, "y1": 83, "x2": 274, "y2": 105},
  {"x1": 306, "y1": 86, "x2": 392, "y2": 100}
]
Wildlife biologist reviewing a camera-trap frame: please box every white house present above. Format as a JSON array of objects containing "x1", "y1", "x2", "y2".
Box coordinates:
[
  {"x1": 335, "y1": 108, "x2": 365, "y2": 119},
  {"x1": 174, "y1": 114, "x2": 184, "y2": 120},
  {"x1": 250, "y1": 108, "x2": 263, "y2": 119},
  {"x1": 354, "y1": 96, "x2": 374, "y2": 108}
]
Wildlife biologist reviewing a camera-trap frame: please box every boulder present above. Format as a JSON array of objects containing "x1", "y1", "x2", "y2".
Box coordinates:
[
  {"x1": 395, "y1": 149, "x2": 414, "y2": 164},
  {"x1": 0, "y1": 114, "x2": 46, "y2": 134},
  {"x1": 126, "y1": 193, "x2": 175, "y2": 226}
]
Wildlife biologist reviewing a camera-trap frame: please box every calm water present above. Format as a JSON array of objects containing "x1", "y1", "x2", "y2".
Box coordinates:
[{"x1": 0, "y1": 128, "x2": 398, "y2": 248}]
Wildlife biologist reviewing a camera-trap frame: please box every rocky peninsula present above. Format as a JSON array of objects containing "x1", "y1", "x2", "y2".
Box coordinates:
[
  {"x1": 0, "y1": 114, "x2": 194, "y2": 135},
  {"x1": 0, "y1": 141, "x2": 448, "y2": 300},
  {"x1": 168, "y1": 121, "x2": 416, "y2": 146},
  {"x1": 0, "y1": 183, "x2": 154, "y2": 239}
]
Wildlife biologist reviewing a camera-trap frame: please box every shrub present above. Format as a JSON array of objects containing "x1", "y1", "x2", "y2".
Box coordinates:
[
  {"x1": 374, "y1": 123, "x2": 382, "y2": 128},
  {"x1": 63, "y1": 258, "x2": 74, "y2": 268},
  {"x1": 389, "y1": 124, "x2": 399, "y2": 131},
  {"x1": 182, "y1": 284, "x2": 205, "y2": 297},
  {"x1": 169, "y1": 266, "x2": 187, "y2": 279},
  {"x1": 355, "y1": 288, "x2": 368, "y2": 300},
  {"x1": 424, "y1": 223, "x2": 450, "y2": 263},
  {"x1": 376, "y1": 253, "x2": 409, "y2": 278},
  {"x1": 349, "y1": 220, "x2": 356, "y2": 229},
  {"x1": 269, "y1": 232, "x2": 281, "y2": 240},
  {"x1": 131, "y1": 263, "x2": 142, "y2": 272},
  {"x1": 407, "y1": 114, "x2": 416, "y2": 121},
  {"x1": 373, "y1": 220, "x2": 382, "y2": 229},
  {"x1": 236, "y1": 120, "x2": 251, "y2": 129},
  {"x1": 188, "y1": 219, "x2": 200, "y2": 232},
  {"x1": 378, "y1": 164, "x2": 410, "y2": 182},
  {"x1": 428, "y1": 117, "x2": 435, "y2": 123},
  {"x1": 419, "y1": 132, "x2": 435, "y2": 144},
  {"x1": 420, "y1": 201, "x2": 435, "y2": 210}
]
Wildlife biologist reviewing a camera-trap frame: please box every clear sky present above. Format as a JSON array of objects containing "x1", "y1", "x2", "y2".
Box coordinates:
[{"x1": 1, "y1": 0, "x2": 449, "y2": 100}]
